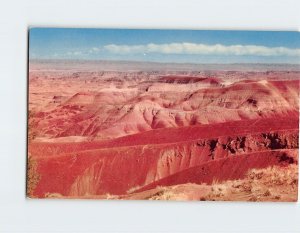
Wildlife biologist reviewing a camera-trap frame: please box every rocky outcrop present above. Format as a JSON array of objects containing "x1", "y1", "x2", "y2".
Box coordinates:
[{"x1": 30, "y1": 118, "x2": 298, "y2": 197}]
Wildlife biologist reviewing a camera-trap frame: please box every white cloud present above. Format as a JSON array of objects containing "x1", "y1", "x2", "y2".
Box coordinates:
[
  {"x1": 89, "y1": 47, "x2": 101, "y2": 53},
  {"x1": 67, "y1": 51, "x2": 82, "y2": 56},
  {"x1": 103, "y1": 43, "x2": 300, "y2": 56}
]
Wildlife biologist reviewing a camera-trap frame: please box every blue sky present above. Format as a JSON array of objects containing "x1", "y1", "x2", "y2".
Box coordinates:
[{"x1": 29, "y1": 28, "x2": 300, "y2": 63}]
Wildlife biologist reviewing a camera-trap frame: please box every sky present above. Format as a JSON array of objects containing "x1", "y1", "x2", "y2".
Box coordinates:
[{"x1": 29, "y1": 28, "x2": 300, "y2": 64}]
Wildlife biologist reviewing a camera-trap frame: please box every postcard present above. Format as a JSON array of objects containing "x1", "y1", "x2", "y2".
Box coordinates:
[{"x1": 27, "y1": 28, "x2": 299, "y2": 201}]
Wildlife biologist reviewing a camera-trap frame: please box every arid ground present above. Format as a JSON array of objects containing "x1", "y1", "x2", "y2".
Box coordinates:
[{"x1": 27, "y1": 60, "x2": 299, "y2": 201}]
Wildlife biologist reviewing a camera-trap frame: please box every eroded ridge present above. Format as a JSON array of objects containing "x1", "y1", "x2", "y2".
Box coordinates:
[{"x1": 28, "y1": 64, "x2": 299, "y2": 201}]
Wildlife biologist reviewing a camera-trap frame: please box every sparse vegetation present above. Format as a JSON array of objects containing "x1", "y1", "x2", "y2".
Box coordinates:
[
  {"x1": 28, "y1": 110, "x2": 37, "y2": 141},
  {"x1": 26, "y1": 156, "x2": 41, "y2": 197},
  {"x1": 141, "y1": 164, "x2": 298, "y2": 202}
]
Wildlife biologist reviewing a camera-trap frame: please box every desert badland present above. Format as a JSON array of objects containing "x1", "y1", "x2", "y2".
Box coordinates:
[{"x1": 27, "y1": 60, "x2": 299, "y2": 201}]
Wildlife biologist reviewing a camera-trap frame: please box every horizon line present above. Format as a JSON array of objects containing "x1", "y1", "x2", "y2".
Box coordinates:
[{"x1": 29, "y1": 58, "x2": 300, "y2": 66}]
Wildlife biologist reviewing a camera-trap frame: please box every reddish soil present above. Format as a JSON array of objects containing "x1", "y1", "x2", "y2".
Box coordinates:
[{"x1": 27, "y1": 62, "x2": 299, "y2": 201}]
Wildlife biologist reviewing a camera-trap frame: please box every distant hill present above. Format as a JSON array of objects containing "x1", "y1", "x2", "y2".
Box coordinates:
[{"x1": 29, "y1": 59, "x2": 300, "y2": 72}]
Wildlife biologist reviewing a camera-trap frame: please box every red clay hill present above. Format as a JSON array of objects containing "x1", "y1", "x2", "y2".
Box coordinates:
[{"x1": 27, "y1": 61, "x2": 299, "y2": 201}]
